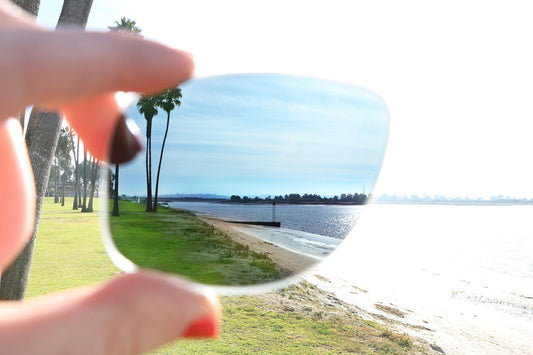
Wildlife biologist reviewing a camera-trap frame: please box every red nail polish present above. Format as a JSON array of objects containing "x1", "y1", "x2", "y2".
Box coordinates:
[
  {"x1": 109, "y1": 115, "x2": 143, "y2": 164},
  {"x1": 183, "y1": 316, "x2": 218, "y2": 338}
]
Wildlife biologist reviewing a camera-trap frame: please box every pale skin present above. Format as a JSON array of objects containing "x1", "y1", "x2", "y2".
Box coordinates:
[{"x1": 0, "y1": 2, "x2": 220, "y2": 354}]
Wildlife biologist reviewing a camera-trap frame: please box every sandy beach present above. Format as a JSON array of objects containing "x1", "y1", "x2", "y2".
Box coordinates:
[{"x1": 197, "y1": 214, "x2": 317, "y2": 277}]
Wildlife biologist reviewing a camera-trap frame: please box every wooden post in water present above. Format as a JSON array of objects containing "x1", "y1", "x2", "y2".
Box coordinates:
[{"x1": 272, "y1": 202, "x2": 276, "y2": 222}]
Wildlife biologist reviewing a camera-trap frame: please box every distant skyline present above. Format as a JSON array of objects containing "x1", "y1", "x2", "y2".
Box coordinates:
[
  {"x1": 376, "y1": 193, "x2": 533, "y2": 203},
  {"x1": 36, "y1": 1, "x2": 533, "y2": 199}
]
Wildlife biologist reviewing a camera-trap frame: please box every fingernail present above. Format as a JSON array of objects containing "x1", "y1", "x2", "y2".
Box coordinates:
[
  {"x1": 109, "y1": 115, "x2": 143, "y2": 164},
  {"x1": 183, "y1": 316, "x2": 218, "y2": 338}
]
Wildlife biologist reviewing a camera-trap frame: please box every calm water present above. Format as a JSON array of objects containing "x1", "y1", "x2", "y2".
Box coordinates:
[
  {"x1": 168, "y1": 201, "x2": 362, "y2": 258},
  {"x1": 168, "y1": 201, "x2": 362, "y2": 239},
  {"x1": 312, "y1": 204, "x2": 533, "y2": 354}
]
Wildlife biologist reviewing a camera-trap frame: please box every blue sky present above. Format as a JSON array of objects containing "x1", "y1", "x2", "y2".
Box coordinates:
[{"x1": 119, "y1": 74, "x2": 389, "y2": 197}]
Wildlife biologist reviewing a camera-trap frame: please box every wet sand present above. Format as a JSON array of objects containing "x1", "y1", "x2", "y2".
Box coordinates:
[{"x1": 197, "y1": 214, "x2": 317, "y2": 276}]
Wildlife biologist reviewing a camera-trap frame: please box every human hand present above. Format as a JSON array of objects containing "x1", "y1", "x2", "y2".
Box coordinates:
[{"x1": 0, "y1": 2, "x2": 219, "y2": 354}]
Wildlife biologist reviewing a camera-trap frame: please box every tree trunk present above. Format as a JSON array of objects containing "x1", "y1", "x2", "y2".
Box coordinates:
[
  {"x1": 70, "y1": 134, "x2": 79, "y2": 209},
  {"x1": 0, "y1": 0, "x2": 94, "y2": 301},
  {"x1": 61, "y1": 174, "x2": 66, "y2": 206},
  {"x1": 77, "y1": 136, "x2": 82, "y2": 207},
  {"x1": 81, "y1": 147, "x2": 88, "y2": 212},
  {"x1": 10, "y1": 0, "x2": 40, "y2": 17},
  {"x1": 9, "y1": 0, "x2": 38, "y2": 134},
  {"x1": 87, "y1": 157, "x2": 98, "y2": 212},
  {"x1": 53, "y1": 162, "x2": 59, "y2": 203},
  {"x1": 145, "y1": 119, "x2": 153, "y2": 212},
  {"x1": 153, "y1": 111, "x2": 171, "y2": 212},
  {"x1": 56, "y1": 0, "x2": 93, "y2": 29},
  {"x1": 112, "y1": 164, "x2": 120, "y2": 216}
]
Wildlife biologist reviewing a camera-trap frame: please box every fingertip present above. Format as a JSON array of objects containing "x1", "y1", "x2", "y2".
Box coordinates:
[
  {"x1": 94, "y1": 271, "x2": 220, "y2": 352},
  {"x1": 119, "y1": 42, "x2": 196, "y2": 96},
  {"x1": 0, "y1": 270, "x2": 220, "y2": 354},
  {"x1": 159, "y1": 273, "x2": 221, "y2": 339}
]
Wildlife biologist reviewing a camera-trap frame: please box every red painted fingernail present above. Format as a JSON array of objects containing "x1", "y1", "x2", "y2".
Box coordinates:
[
  {"x1": 183, "y1": 316, "x2": 218, "y2": 338},
  {"x1": 109, "y1": 115, "x2": 143, "y2": 164}
]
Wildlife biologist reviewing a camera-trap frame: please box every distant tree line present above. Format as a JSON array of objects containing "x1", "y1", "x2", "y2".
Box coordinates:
[
  {"x1": 228, "y1": 193, "x2": 368, "y2": 205},
  {"x1": 46, "y1": 126, "x2": 101, "y2": 212}
]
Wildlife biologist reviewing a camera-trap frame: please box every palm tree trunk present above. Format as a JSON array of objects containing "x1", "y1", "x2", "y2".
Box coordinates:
[
  {"x1": 87, "y1": 157, "x2": 98, "y2": 212},
  {"x1": 153, "y1": 112, "x2": 171, "y2": 212},
  {"x1": 145, "y1": 119, "x2": 153, "y2": 212},
  {"x1": 9, "y1": 1, "x2": 37, "y2": 131},
  {"x1": 70, "y1": 134, "x2": 79, "y2": 209},
  {"x1": 77, "y1": 136, "x2": 82, "y2": 207},
  {"x1": 112, "y1": 164, "x2": 120, "y2": 216},
  {"x1": 61, "y1": 174, "x2": 66, "y2": 206},
  {"x1": 81, "y1": 147, "x2": 88, "y2": 211},
  {"x1": 54, "y1": 162, "x2": 59, "y2": 203},
  {"x1": 10, "y1": 0, "x2": 40, "y2": 17},
  {"x1": 56, "y1": 0, "x2": 93, "y2": 29}
]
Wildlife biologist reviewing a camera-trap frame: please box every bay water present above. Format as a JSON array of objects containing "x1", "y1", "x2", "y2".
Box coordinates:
[
  {"x1": 168, "y1": 201, "x2": 362, "y2": 258},
  {"x1": 312, "y1": 203, "x2": 533, "y2": 354},
  {"x1": 170, "y1": 201, "x2": 533, "y2": 353}
]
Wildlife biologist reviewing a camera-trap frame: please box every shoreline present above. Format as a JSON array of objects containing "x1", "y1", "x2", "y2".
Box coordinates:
[{"x1": 197, "y1": 214, "x2": 317, "y2": 277}]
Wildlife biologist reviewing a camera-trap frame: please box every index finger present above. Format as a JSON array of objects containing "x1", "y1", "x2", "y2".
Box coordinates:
[{"x1": 0, "y1": 28, "x2": 195, "y2": 118}]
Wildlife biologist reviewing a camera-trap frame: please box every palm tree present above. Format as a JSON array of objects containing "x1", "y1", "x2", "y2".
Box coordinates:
[
  {"x1": 108, "y1": 17, "x2": 142, "y2": 35},
  {"x1": 68, "y1": 128, "x2": 80, "y2": 209},
  {"x1": 108, "y1": 18, "x2": 142, "y2": 216},
  {"x1": 55, "y1": 127, "x2": 73, "y2": 206},
  {"x1": 137, "y1": 96, "x2": 159, "y2": 211},
  {"x1": 153, "y1": 87, "x2": 182, "y2": 212}
]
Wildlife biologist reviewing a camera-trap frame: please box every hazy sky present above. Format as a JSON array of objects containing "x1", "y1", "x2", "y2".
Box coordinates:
[
  {"x1": 37, "y1": 0, "x2": 533, "y2": 198},
  {"x1": 120, "y1": 74, "x2": 388, "y2": 197}
]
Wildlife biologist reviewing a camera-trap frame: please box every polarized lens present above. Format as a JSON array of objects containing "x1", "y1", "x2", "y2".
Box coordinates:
[{"x1": 103, "y1": 74, "x2": 389, "y2": 286}]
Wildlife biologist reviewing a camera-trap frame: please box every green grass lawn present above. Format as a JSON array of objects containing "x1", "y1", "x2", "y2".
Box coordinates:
[
  {"x1": 109, "y1": 200, "x2": 279, "y2": 285},
  {"x1": 26, "y1": 198, "x2": 120, "y2": 297},
  {"x1": 26, "y1": 197, "x2": 432, "y2": 354}
]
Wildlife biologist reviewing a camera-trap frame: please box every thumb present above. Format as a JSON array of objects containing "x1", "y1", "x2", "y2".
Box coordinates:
[
  {"x1": 0, "y1": 271, "x2": 220, "y2": 355},
  {"x1": 0, "y1": 118, "x2": 35, "y2": 269}
]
